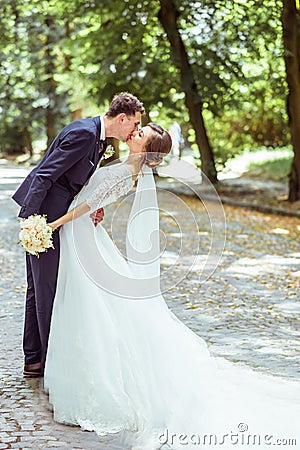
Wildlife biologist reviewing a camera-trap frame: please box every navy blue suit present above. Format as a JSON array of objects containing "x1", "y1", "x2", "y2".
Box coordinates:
[{"x1": 13, "y1": 116, "x2": 107, "y2": 369}]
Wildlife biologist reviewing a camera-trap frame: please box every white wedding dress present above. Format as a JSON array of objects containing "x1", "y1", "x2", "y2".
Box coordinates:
[{"x1": 44, "y1": 162, "x2": 300, "y2": 450}]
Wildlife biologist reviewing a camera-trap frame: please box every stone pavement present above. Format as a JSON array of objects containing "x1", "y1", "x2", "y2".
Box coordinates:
[{"x1": 0, "y1": 162, "x2": 299, "y2": 449}]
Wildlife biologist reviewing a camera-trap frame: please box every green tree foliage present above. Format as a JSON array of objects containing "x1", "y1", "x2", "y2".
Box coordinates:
[
  {"x1": 0, "y1": 0, "x2": 70, "y2": 153},
  {"x1": 200, "y1": 0, "x2": 290, "y2": 163},
  {"x1": 55, "y1": 0, "x2": 290, "y2": 168},
  {"x1": 0, "y1": 0, "x2": 294, "y2": 191}
]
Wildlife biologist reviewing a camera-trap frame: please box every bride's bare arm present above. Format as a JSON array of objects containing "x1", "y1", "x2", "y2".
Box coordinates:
[{"x1": 48, "y1": 202, "x2": 91, "y2": 229}]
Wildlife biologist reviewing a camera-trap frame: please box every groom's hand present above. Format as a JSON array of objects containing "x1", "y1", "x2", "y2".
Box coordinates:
[{"x1": 90, "y1": 208, "x2": 104, "y2": 227}]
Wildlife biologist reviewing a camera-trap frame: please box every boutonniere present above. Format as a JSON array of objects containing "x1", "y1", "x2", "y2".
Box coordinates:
[{"x1": 103, "y1": 144, "x2": 115, "y2": 159}]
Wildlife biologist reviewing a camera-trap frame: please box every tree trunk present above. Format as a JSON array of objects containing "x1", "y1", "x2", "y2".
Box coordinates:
[
  {"x1": 45, "y1": 16, "x2": 57, "y2": 148},
  {"x1": 64, "y1": 20, "x2": 71, "y2": 71},
  {"x1": 46, "y1": 103, "x2": 56, "y2": 148},
  {"x1": 65, "y1": 21, "x2": 83, "y2": 123},
  {"x1": 282, "y1": 0, "x2": 300, "y2": 201},
  {"x1": 23, "y1": 126, "x2": 33, "y2": 156},
  {"x1": 158, "y1": 0, "x2": 217, "y2": 184}
]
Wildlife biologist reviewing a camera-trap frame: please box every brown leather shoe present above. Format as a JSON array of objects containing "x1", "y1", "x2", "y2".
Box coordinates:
[{"x1": 23, "y1": 362, "x2": 43, "y2": 378}]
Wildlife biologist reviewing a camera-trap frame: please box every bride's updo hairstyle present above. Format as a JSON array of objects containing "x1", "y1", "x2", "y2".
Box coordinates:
[{"x1": 143, "y1": 123, "x2": 172, "y2": 168}]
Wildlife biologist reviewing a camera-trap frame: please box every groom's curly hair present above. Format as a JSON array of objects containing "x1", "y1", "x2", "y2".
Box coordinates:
[
  {"x1": 143, "y1": 123, "x2": 172, "y2": 168},
  {"x1": 106, "y1": 92, "x2": 145, "y2": 117}
]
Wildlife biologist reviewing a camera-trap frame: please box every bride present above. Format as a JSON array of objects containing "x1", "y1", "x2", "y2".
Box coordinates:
[{"x1": 44, "y1": 123, "x2": 300, "y2": 450}]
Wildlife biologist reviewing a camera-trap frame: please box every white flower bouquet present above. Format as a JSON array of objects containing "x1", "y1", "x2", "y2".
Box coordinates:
[{"x1": 19, "y1": 214, "x2": 54, "y2": 257}]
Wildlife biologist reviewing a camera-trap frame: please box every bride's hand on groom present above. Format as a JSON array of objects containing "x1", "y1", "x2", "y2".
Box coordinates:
[{"x1": 89, "y1": 207, "x2": 104, "y2": 227}]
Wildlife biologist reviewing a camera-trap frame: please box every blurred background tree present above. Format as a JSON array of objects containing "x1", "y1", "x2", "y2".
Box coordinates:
[
  {"x1": 0, "y1": 0, "x2": 70, "y2": 152},
  {"x1": 281, "y1": 0, "x2": 300, "y2": 201},
  {"x1": 0, "y1": 0, "x2": 299, "y2": 199}
]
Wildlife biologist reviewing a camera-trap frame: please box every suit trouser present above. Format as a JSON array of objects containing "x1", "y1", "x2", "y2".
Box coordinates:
[{"x1": 23, "y1": 230, "x2": 60, "y2": 368}]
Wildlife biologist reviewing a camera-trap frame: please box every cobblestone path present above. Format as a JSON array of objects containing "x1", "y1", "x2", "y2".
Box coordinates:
[{"x1": 1, "y1": 164, "x2": 299, "y2": 449}]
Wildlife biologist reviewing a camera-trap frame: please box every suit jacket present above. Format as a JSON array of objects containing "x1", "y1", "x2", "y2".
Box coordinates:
[{"x1": 12, "y1": 116, "x2": 106, "y2": 222}]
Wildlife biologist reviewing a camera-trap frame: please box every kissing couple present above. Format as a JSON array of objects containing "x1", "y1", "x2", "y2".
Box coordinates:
[{"x1": 13, "y1": 92, "x2": 300, "y2": 449}]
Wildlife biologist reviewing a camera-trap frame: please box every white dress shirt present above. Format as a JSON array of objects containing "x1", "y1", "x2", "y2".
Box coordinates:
[{"x1": 100, "y1": 116, "x2": 106, "y2": 141}]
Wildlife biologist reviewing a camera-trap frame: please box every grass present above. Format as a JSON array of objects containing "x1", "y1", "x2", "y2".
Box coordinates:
[
  {"x1": 224, "y1": 147, "x2": 293, "y2": 182},
  {"x1": 247, "y1": 156, "x2": 292, "y2": 182}
]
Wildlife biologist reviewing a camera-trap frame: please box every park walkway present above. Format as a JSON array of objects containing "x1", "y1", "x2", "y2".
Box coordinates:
[{"x1": 0, "y1": 161, "x2": 299, "y2": 449}]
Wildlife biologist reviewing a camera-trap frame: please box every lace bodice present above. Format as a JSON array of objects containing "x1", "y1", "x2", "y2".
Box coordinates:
[{"x1": 85, "y1": 164, "x2": 134, "y2": 211}]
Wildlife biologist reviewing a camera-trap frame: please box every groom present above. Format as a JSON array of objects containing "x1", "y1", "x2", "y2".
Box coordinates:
[{"x1": 13, "y1": 92, "x2": 145, "y2": 377}]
